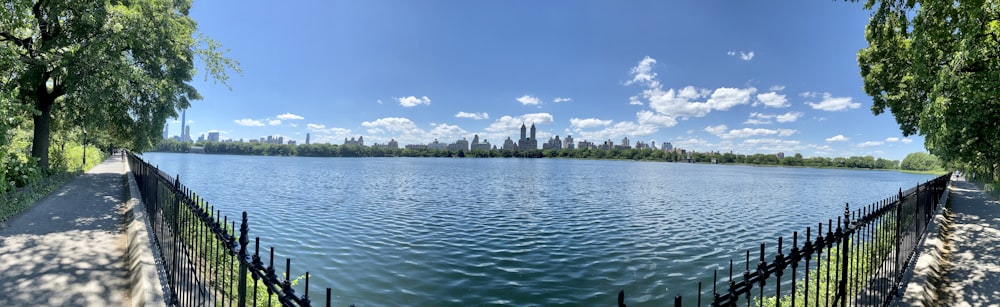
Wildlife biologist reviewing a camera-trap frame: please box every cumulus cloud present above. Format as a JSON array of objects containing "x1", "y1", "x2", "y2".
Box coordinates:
[
  {"x1": 628, "y1": 96, "x2": 644, "y2": 106},
  {"x1": 277, "y1": 113, "x2": 305, "y2": 120},
  {"x1": 776, "y1": 112, "x2": 803, "y2": 123},
  {"x1": 806, "y1": 93, "x2": 860, "y2": 111},
  {"x1": 826, "y1": 135, "x2": 849, "y2": 142},
  {"x1": 755, "y1": 92, "x2": 790, "y2": 108},
  {"x1": 711, "y1": 127, "x2": 797, "y2": 139},
  {"x1": 571, "y1": 121, "x2": 658, "y2": 141},
  {"x1": 361, "y1": 117, "x2": 423, "y2": 135},
  {"x1": 885, "y1": 137, "x2": 900, "y2": 142},
  {"x1": 486, "y1": 113, "x2": 555, "y2": 133},
  {"x1": 625, "y1": 56, "x2": 757, "y2": 129},
  {"x1": 516, "y1": 95, "x2": 542, "y2": 105},
  {"x1": 455, "y1": 112, "x2": 489, "y2": 120},
  {"x1": 728, "y1": 50, "x2": 755, "y2": 61},
  {"x1": 626, "y1": 56, "x2": 657, "y2": 85},
  {"x1": 856, "y1": 141, "x2": 884, "y2": 148},
  {"x1": 901, "y1": 139, "x2": 913, "y2": 144},
  {"x1": 570, "y1": 118, "x2": 613, "y2": 129},
  {"x1": 268, "y1": 119, "x2": 282, "y2": 126},
  {"x1": 636, "y1": 110, "x2": 677, "y2": 127},
  {"x1": 307, "y1": 123, "x2": 326, "y2": 130},
  {"x1": 769, "y1": 85, "x2": 786, "y2": 91},
  {"x1": 234, "y1": 119, "x2": 264, "y2": 127},
  {"x1": 705, "y1": 125, "x2": 729, "y2": 136},
  {"x1": 553, "y1": 97, "x2": 572, "y2": 103},
  {"x1": 396, "y1": 96, "x2": 431, "y2": 107}
]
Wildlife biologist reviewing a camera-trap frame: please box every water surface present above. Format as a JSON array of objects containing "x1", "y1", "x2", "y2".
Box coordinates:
[{"x1": 140, "y1": 153, "x2": 934, "y2": 305}]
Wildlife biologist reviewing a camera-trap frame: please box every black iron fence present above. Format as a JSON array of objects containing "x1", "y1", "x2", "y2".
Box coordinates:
[
  {"x1": 635, "y1": 174, "x2": 951, "y2": 306},
  {"x1": 128, "y1": 152, "x2": 347, "y2": 306}
]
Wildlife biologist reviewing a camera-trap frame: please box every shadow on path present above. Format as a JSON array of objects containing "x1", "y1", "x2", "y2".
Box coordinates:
[
  {"x1": 0, "y1": 156, "x2": 127, "y2": 306},
  {"x1": 941, "y1": 177, "x2": 1000, "y2": 307}
]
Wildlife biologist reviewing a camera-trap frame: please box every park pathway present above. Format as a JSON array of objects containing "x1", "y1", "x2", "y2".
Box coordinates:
[
  {"x1": 0, "y1": 155, "x2": 128, "y2": 306},
  {"x1": 938, "y1": 176, "x2": 1000, "y2": 306}
]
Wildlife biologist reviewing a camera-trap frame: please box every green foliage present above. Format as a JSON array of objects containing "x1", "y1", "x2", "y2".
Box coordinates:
[
  {"x1": 900, "y1": 152, "x2": 942, "y2": 171},
  {"x1": 1, "y1": 0, "x2": 240, "y2": 167},
  {"x1": 855, "y1": 0, "x2": 999, "y2": 180}
]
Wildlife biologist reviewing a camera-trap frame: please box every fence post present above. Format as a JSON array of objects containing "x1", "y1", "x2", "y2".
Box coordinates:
[
  {"x1": 839, "y1": 203, "x2": 850, "y2": 307},
  {"x1": 237, "y1": 212, "x2": 250, "y2": 307}
]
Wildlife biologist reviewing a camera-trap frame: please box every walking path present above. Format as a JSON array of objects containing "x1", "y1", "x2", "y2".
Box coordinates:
[
  {"x1": 939, "y1": 176, "x2": 1000, "y2": 306},
  {"x1": 0, "y1": 155, "x2": 127, "y2": 306}
]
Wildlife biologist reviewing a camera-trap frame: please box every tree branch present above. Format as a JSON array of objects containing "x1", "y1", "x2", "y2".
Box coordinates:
[{"x1": 0, "y1": 32, "x2": 33, "y2": 52}]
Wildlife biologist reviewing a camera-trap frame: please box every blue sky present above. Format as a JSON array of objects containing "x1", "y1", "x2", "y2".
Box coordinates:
[{"x1": 175, "y1": 0, "x2": 925, "y2": 161}]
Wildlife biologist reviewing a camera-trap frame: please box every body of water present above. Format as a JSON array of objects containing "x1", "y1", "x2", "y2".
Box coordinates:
[{"x1": 138, "y1": 153, "x2": 935, "y2": 306}]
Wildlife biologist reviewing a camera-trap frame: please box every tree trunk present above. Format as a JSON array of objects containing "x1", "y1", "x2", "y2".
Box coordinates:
[{"x1": 30, "y1": 90, "x2": 54, "y2": 169}]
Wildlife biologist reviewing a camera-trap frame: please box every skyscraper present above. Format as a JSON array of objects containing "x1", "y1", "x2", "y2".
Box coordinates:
[{"x1": 305, "y1": 133, "x2": 310, "y2": 145}]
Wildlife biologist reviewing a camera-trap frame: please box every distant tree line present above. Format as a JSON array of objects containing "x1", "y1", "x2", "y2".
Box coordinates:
[{"x1": 152, "y1": 139, "x2": 918, "y2": 170}]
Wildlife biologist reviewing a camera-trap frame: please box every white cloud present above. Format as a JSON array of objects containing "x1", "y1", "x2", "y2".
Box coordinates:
[
  {"x1": 625, "y1": 56, "x2": 657, "y2": 85},
  {"x1": 361, "y1": 117, "x2": 424, "y2": 135},
  {"x1": 728, "y1": 50, "x2": 755, "y2": 61},
  {"x1": 716, "y1": 127, "x2": 796, "y2": 139},
  {"x1": 455, "y1": 112, "x2": 489, "y2": 120},
  {"x1": 705, "y1": 124, "x2": 729, "y2": 136},
  {"x1": 707, "y1": 87, "x2": 757, "y2": 110},
  {"x1": 428, "y1": 123, "x2": 468, "y2": 141},
  {"x1": 571, "y1": 121, "x2": 657, "y2": 141},
  {"x1": 569, "y1": 118, "x2": 613, "y2": 129},
  {"x1": 745, "y1": 112, "x2": 775, "y2": 125},
  {"x1": 234, "y1": 119, "x2": 264, "y2": 127},
  {"x1": 806, "y1": 93, "x2": 860, "y2": 111},
  {"x1": 629, "y1": 96, "x2": 643, "y2": 106},
  {"x1": 307, "y1": 123, "x2": 326, "y2": 130},
  {"x1": 636, "y1": 110, "x2": 677, "y2": 127},
  {"x1": 553, "y1": 97, "x2": 572, "y2": 103},
  {"x1": 826, "y1": 134, "x2": 849, "y2": 142},
  {"x1": 486, "y1": 113, "x2": 555, "y2": 133},
  {"x1": 769, "y1": 85, "x2": 786, "y2": 91},
  {"x1": 856, "y1": 141, "x2": 884, "y2": 148},
  {"x1": 901, "y1": 139, "x2": 913, "y2": 144},
  {"x1": 377, "y1": 99, "x2": 383, "y2": 104},
  {"x1": 516, "y1": 95, "x2": 542, "y2": 105},
  {"x1": 885, "y1": 137, "x2": 900, "y2": 142},
  {"x1": 395, "y1": 96, "x2": 431, "y2": 107},
  {"x1": 276, "y1": 113, "x2": 304, "y2": 120},
  {"x1": 268, "y1": 119, "x2": 282, "y2": 126},
  {"x1": 755, "y1": 92, "x2": 790, "y2": 108},
  {"x1": 776, "y1": 112, "x2": 803, "y2": 123}
]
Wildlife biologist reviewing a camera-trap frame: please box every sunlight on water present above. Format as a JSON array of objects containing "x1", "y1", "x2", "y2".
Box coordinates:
[{"x1": 140, "y1": 153, "x2": 935, "y2": 306}]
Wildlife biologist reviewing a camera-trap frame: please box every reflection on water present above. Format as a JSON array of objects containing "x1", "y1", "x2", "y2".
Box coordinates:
[{"x1": 141, "y1": 153, "x2": 934, "y2": 306}]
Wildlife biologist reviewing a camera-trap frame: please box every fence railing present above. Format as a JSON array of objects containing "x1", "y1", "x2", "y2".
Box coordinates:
[
  {"x1": 629, "y1": 174, "x2": 950, "y2": 306},
  {"x1": 128, "y1": 152, "x2": 347, "y2": 306}
]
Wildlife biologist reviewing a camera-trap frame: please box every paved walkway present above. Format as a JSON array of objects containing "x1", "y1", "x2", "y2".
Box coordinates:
[
  {"x1": 0, "y1": 155, "x2": 128, "y2": 306},
  {"x1": 940, "y1": 176, "x2": 1000, "y2": 306}
]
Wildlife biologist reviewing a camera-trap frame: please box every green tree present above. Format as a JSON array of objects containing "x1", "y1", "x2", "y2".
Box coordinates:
[
  {"x1": 1, "y1": 0, "x2": 239, "y2": 168},
  {"x1": 855, "y1": 0, "x2": 999, "y2": 177},
  {"x1": 900, "y1": 152, "x2": 942, "y2": 171}
]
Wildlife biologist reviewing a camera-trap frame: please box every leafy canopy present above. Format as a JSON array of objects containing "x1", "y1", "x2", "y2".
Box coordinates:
[
  {"x1": 0, "y1": 0, "x2": 239, "y2": 167},
  {"x1": 856, "y1": 0, "x2": 999, "y2": 174}
]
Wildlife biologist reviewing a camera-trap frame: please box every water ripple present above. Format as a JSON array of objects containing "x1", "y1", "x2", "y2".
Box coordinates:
[{"x1": 140, "y1": 154, "x2": 937, "y2": 306}]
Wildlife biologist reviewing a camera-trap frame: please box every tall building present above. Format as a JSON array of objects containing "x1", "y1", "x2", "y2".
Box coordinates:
[
  {"x1": 162, "y1": 124, "x2": 168, "y2": 139},
  {"x1": 305, "y1": 133, "x2": 310, "y2": 145},
  {"x1": 180, "y1": 109, "x2": 192, "y2": 143},
  {"x1": 565, "y1": 135, "x2": 574, "y2": 149},
  {"x1": 208, "y1": 132, "x2": 220, "y2": 142},
  {"x1": 471, "y1": 134, "x2": 491, "y2": 150},
  {"x1": 517, "y1": 123, "x2": 538, "y2": 150},
  {"x1": 502, "y1": 137, "x2": 518, "y2": 151}
]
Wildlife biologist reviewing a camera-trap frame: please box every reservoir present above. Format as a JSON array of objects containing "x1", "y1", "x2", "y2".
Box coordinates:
[{"x1": 139, "y1": 152, "x2": 935, "y2": 306}]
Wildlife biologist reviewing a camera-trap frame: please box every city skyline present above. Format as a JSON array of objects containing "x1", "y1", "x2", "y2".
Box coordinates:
[{"x1": 171, "y1": 1, "x2": 927, "y2": 161}]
